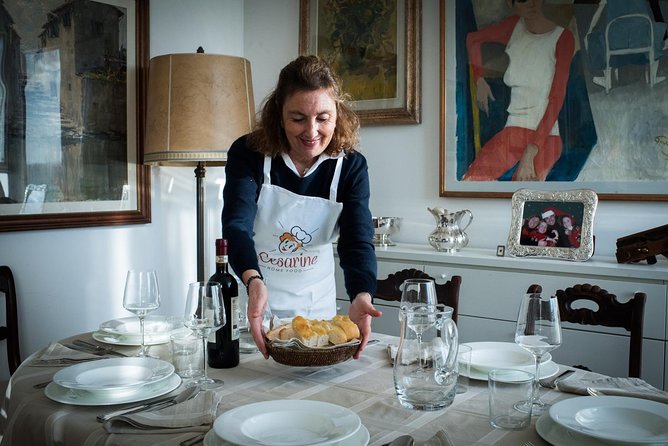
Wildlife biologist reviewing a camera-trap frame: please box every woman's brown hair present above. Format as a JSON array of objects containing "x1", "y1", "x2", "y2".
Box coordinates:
[{"x1": 249, "y1": 55, "x2": 360, "y2": 157}]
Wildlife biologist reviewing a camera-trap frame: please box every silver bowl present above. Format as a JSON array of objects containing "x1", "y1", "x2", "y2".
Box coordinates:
[{"x1": 372, "y1": 217, "x2": 402, "y2": 247}]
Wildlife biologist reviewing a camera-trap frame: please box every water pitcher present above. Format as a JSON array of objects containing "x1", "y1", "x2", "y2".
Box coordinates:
[
  {"x1": 393, "y1": 304, "x2": 459, "y2": 411},
  {"x1": 428, "y1": 207, "x2": 473, "y2": 253}
]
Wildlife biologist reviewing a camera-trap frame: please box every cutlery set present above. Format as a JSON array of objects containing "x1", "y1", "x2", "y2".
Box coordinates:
[
  {"x1": 64, "y1": 339, "x2": 128, "y2": 358},
  {"x1": 97, "y1": 385, "x2": 200, "y2": 422}
]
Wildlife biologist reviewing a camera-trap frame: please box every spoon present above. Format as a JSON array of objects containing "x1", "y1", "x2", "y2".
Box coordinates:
[{"x1": 385, "y1": 435, "x2": 414, "y2": 446}]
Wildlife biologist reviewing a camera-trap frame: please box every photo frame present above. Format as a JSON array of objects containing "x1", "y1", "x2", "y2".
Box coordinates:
[
  {"x1": 0, "y1": 0, "x2": 150, "y2": 232},
  {"x1": 507, "y1": 189, "x2": 598, "y2": 262},
  {"x1": 439, "y1": 0, "x2": 668, "y2": 201},
  {"x1": 299, "y1": 0, "x2": 421, "y2": 125}
]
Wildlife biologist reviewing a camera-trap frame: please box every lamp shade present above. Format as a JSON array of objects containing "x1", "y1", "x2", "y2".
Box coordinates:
[{"x1": 144, "y1": 53, "x2": 255, "y2": 165}]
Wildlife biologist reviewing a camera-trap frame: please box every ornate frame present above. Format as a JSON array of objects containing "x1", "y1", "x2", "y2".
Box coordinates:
[
  {"x1": 0, "y1": 0, "x2": 150, "y2": 232},
  {"x1": 299, "y1": 0, "x2": 421, "y2": 125},
  {"x1": 507, "y1": 189, "x2": 598, "y2": 261}
]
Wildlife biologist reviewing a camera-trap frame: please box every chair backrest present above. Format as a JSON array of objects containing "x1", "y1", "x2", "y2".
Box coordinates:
[
  {"x1": 375, "y1": 268, "x2": 461, "y2": 324},
  {"x1": 528, "y1": 282, "x2": 645, "y2": 378},
  {"x1": 0, "y1": 266, "x2": 21, "y2": 375}
]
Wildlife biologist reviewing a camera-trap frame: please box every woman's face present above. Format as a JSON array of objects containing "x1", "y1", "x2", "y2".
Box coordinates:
[
  {"x1": 509, "y1": 0, "x2": 543, "y2": 20},
  {"x1": 282, "y1": 88, "x2": 337, "y2": 160},
  {"x1": 528, "y1": 216, "x2": 540, "y2": 229}
]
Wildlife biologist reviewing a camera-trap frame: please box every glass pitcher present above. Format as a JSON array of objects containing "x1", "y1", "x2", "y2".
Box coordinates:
[{"x1": 393, "y1": 304, "x2": 459, "y2": 411}]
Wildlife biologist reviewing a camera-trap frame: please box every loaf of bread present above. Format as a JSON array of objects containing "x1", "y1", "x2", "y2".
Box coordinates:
[{"x1": 266, "y1": 314, "x2": 359, "y2": 347}]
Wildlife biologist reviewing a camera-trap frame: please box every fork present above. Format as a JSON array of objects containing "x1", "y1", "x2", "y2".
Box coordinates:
[
  {"x1": 523, "y1": 442, "x2": 535, "y2": 446},
  {"x1": 72, "y1": 339, "x2": 128, "y2": 357}
]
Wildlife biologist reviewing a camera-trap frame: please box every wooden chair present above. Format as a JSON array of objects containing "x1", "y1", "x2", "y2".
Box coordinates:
[
  {"x1": 528, "y1": 283, "x2": 646, "y2": 378},
  {"x1": 0, "y1": 266, "x2": 21, "y2": 375},
  {"x1": 375, "y1": 268, "x2": 461, "y2": 324}
]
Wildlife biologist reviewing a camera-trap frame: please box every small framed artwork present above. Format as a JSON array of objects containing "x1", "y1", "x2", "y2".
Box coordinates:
[
  {"x1": 299, "y1": 0, "x2": 421, "y2": 126},
  {"x1": 507, "y1": 189, "x2": 598, "y2": 261}
]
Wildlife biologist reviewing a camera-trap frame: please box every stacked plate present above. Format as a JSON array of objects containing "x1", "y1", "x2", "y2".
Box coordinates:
[
  {"x1": 92, "y1": 315, "x2": 188, "y2": 346},
  {"x1": 44, "y1": 357, "x2": 182, "y2": 406},
  {"x1": 536, "y1": 395, "x2": 668, "y2": 445},
  {"x1": 459, "y1": 342, "x2": 559, "y2": 381},
  {"x1": 203, "y1": 400, "x2": 370, "y2": 446}
]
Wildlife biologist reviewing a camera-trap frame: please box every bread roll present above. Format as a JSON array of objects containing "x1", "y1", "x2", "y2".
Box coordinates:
[
  {"x1": 327, "y1": 325, "x2": 348, "y2": 345},
  {"x1": 292, "y1": 316, "x2": 318, "y2": 347},
  {"x1": 279, "y1": 326, "x2": 296, "y2": 340},
  {"x1": 332, "y1": 315, "x2": 360, "y2": 341},
  {"x1": 266, "y1": 324, "x2": 286, "y2": 341}
]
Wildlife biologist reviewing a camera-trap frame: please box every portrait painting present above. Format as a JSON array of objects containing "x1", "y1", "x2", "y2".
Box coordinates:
[{"x1": 440, "y1": 0, "x2": 668, "y2": 200}]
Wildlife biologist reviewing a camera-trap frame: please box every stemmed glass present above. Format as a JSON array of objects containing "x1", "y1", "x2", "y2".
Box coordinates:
[
  {"x1": 183, "y1": 281, "x2": 226, "y2": 389},
  {"x1": 514, "y1": 292, "x2": 562, "y2": 415},
  {"x1": 401, "y1": 279, "x2": 438, "y2": 369},
  {"x1": 123, "y1": 270, "x2": 160, "y2": 357}
]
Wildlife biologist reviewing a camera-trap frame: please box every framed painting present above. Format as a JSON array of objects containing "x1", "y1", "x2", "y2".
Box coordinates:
[
  {"x1": 439, "y1": 0, "x2": 668, "y2": 201},
  {"x1": 507, "y1": 188, "x2": 598, "y2": 261},
  {"x1": 299, "y1": 0, "x2": 421, "y2": 125},
  {"x1": 0, "y1": 0, "x2": 150, "y2": 232}
]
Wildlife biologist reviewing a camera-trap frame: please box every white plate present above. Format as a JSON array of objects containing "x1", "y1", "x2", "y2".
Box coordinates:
[
  {"x1": 464, "y1": 359, "x2": 560, "y2": 382},
  {"x1": 204, "y1": 424, "x2": 369, "y2": 446},
  {"x1": 53, "y1": 357, "x2": 174, "y2": 392},
  {"x1": 45, "y1": 373, "x2": 181, "y2": 406},
  {"x1": 461, "y1": 342, "x2": 551, "y2": 373},
  {"x1": 214, "y1": 400, "x2": 362, "y2": 446},
  {"x1": 536, "y1": 413, "x2": 612, "y2": 446},
  {"x1": 549, "y1": 396, "x2": 668, "y2": 444},
  {"x1": 95, "y1": 316, "x2": 187, "y2": 345}
]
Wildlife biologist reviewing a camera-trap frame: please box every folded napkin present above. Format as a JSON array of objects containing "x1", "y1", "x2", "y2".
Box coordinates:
[
  {"x1": 557, "y1": 375, "x2": 668, "y2": 404},
  {"x1": 29, "y1": 342, "x2": 103, "y2": 366},
  {"x1": 104, "y1": 390, "x2": 222, "y2": 434}
]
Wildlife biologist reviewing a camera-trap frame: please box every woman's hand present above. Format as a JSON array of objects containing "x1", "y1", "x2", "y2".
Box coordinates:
[
  {"x1": 348, "y1": 293, "x2": 382, "y2": 359},
  {"x1": 475, "y1": 78, "x2": 495, "y2": 115},
  {"x1": 516, "y1": 144, "x2": 539, "y2": 181},
  {"x1": 246, "y1": 278, "x2": 269, "y2": 359}
]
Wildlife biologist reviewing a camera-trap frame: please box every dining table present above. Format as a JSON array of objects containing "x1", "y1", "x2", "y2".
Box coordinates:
[{"x1": 1, "y1": 331, "x2": 592, "y2": 446}]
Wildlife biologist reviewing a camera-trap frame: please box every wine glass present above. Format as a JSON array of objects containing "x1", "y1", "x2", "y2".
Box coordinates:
[
  {"x1": 123, "y1": 270, "x2": 161, "y2": 357},
  {"x1": 183, "y1": 281, "x2": 226, "y2": 389},
  {"x1": 400, "y1": 278, "x2": 438, "y2": 310},
  {"x1": 514, "y1": 292, "x2": 562, "y2": 415}
]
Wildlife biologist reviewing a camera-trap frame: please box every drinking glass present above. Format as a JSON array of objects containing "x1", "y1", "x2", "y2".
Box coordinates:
[
  {"x1": 514, "y1": 293, "x2": 562, "y2": 415},
  {"x1": 122, "y1": 270, "x2": 160, "y2": 357},
  {"x1": 400, "y1": 278, "x2": 438, "y2": 310},
  {"x1": 183, "y1": 281, "x2": 226, "y2": 389}
]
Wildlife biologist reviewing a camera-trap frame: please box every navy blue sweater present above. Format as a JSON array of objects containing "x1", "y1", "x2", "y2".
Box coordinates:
[{"x1": 222, "y1": 135, "x2": 377, "y2": 301}]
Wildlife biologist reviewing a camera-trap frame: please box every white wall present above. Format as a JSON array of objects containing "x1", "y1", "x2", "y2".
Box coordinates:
[{"x1": 0, "y1": 0, "x2": 666, "y2": 380}]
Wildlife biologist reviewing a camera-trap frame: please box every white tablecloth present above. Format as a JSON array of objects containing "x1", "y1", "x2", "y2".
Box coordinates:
[{"x1": 1, "y1": 332, "x2": 580, "y2": 445}]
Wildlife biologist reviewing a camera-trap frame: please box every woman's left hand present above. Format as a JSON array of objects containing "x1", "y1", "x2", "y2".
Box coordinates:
[{"x1": 348, "y1": 293, "x2": 382, "y2": 359}]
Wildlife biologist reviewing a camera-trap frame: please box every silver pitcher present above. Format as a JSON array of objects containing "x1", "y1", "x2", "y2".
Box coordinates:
[{"x1": 427, "y1": 207, "x2": 473, "y2": 253}]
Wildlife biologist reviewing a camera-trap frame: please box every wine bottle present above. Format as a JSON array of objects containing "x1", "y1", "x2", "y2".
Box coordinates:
[{"x1": 207, "y1": 238, "x2": 240, "y2": 368}]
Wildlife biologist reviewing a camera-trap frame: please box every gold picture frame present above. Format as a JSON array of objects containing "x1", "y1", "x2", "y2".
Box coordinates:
[
  {"x1": 0, "y1": 0, "x2": 150, "y2": 232},
  {"x1": 299, "y1": 0, "x2": 421, "y2": 126},
  {"x1": 507, "y1": 189, "x2": 598, "y2": 262}
]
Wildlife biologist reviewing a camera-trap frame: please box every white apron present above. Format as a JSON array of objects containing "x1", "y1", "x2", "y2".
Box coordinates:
[{"x1": 254, "y1": 155, "x2": 344, "y2": 319}]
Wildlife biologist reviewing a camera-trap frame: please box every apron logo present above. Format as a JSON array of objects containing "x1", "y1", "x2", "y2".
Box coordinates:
[{"x1": 258, "y1": 226, "x2": 319, "y2": 272}]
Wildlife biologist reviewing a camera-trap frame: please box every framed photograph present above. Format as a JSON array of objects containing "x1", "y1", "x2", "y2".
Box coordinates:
[
  {"x1": 299, "y1": 0, "x2": 421, "y2": 125},
  {"x1": 0, "y1": 0, "x2": 150, "y2": 232},
  {"x1": 439, "y1": 0, "x2": 668, "y2": 201},
  {"x1": 507, "y1": 189, "x2": 598, "y2": 261}
]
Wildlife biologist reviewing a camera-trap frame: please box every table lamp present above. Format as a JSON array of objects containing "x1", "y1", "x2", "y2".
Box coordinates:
[{"x1": 144, "y1": 48, "x2": 255, "y2": 281}]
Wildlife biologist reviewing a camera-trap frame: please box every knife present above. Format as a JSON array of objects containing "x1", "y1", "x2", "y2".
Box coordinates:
[
  {"x1": 97, "y1": 385, "x2": 200, "y2": 422},
  {"x1": 72, "y1": 339, "x2": 128, "y2": 357}
]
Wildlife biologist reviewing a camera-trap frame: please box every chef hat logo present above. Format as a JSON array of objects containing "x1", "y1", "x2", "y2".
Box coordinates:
[{"x1": 291, "y1": 226, "x2": 312, "y2": 245}]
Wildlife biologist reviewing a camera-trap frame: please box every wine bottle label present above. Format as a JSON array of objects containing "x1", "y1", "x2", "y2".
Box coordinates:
[{"x1": 231, "y1": 296, "x2": 240, "y2": 340}]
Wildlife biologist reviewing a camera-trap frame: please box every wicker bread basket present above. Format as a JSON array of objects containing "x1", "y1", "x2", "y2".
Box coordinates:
[{"x1": 265, "y1": 338, "x2": 361, "y2": 367}]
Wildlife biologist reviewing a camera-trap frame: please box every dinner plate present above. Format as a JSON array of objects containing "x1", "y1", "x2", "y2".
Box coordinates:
[
  {"x1": 45, "y1": 373, "x2": 181, "y2": 406},
  {"x1": 95, "y1": 315, "x2": 187, "y2": 345},
  {"x1": 204, "y1": 424, "x2": 370, "y2": 446},
  {"x1": 461, "y1": 342, "x2": 551, "y2": 373},
  {"x1": 549, "y1": 396, "x2": 668, "y2": 444},
  {"x1": 213, "y1": 400, "x2": 362, "y2": 446},
  {"x1": 536, "y1": 413, "x2": 612, "y2": 446},
  {"x1": 53, "y1": 357, "x2": 174, "y2": 392},
  {"x1": 463, "y1": 359, "x2": 560, "y2": 382}
]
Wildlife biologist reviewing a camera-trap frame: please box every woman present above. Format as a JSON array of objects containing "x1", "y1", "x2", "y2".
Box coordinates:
[
  {"x1": 463, "y1": 0, "x2": 575, "y2": 181},
  {"x1": 222, "y1": 55, "x2": 381, "y2": 359}
]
